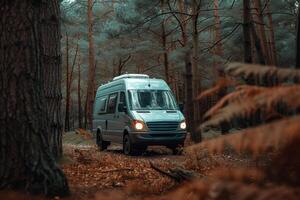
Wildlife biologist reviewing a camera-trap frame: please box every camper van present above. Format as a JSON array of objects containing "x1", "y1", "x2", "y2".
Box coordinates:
[{"x1": 92, "y1": 74, "x2": 187, "y2": 155}]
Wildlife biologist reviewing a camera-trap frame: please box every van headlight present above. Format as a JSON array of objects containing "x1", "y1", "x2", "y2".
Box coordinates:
[
  {"x1": 179, "y1": 121, "x2": 186, "y2": 130},
  {"x1": 133, "y1": 120, "x2": 146, "y2": 131}
]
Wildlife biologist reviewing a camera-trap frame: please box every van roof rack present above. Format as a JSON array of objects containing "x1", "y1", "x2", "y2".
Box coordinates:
[{"x1": 113, "y1": 74, "x2": 149, "y2": 81}]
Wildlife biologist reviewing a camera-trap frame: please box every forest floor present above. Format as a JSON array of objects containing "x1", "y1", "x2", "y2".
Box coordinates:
[
  {"x1": 58, "y1": 131, "x2": 257, "y2": 200},
  {"x1": 0, "y1": 132, "x2": 259, "y2": 200},
  {"x1": 60, "y1": 131, "x2": 190, "y2": 199}
]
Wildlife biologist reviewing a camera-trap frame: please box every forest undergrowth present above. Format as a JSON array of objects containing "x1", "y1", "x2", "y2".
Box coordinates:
[
  {"x1": 61, "y1": 134, "x2": 265, "y2": 200},
  {"x1": 1, "y1": 63, "x2": 300, "y2": 200}
]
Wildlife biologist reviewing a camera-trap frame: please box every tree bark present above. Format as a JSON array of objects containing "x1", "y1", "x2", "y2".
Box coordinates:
[
  {"x1": 252, "y1": 0, "x2": 270, "y2": 65},
  {"x1": 191, "y1": 0, "x2": 201, "y2": 142},
  {"x1": 296, "y1": 5, "x2": 300, "y2": 69},
  {"x1": 266, "y1": 2, "x2": 277, "y2": 66},
  {"x1": 64, "y1": 33, "x2": 70, "y2": 132},
  {"x1": 213, "y1": 0, "x2": 223, "y2": 57},
  {"x1": 84, "y1": 94, "x2": 89, "y2": 129},
  {"x1": 86, "y1": 0, "x2": 96, "y2": 130},
  {"x1": 65, "y1": 37, "x2": 79, "y2": 131},
  {"x1": 77, "y1": 52, "x2": 83, "y2": 128},
  {"x1": 250, "y1": 13, "x2": 266, "y2": 65},
  {"x1": 177, "y1": 0, "x2": 196, "y2": 141},
  {"x1": 161, "y1": 0, "x2": 170, "y2": 84},
  {"x1": 40, "y1": 0, "x2": 64, "y2": 158},
  {"x1": 243, "y1": 0, "x2": 252, "y2": 63},
  {"x1": 162, "y1": 22, "x2": 170, "y2": 84},
  {"x1": 0, "y1": 0, "x2": 69, "y2": 196}
]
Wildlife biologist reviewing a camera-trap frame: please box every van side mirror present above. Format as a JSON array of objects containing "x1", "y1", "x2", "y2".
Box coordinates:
[
  {"x1": 179, "y1": 103, "x2": 184, "y2": 112},
  {"x1": 118, "y1": 103, "x2": 127, "y2": 113}
]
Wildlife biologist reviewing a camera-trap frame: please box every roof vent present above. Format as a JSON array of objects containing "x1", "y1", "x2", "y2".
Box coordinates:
[{"x1": 113, "y1": 74, "x2": 149, "y2": 81}]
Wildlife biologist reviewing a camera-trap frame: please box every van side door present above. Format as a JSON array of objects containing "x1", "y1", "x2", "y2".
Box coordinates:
[
  {"x1": 114, "y1": 91, "x2": 130, "y2": 143},
  {"x1": 106, "y1": 93, "x2": 119, "y2": 142},
  {"x1": 95, "y1": 96, "x2": 108, "y2": 140}
]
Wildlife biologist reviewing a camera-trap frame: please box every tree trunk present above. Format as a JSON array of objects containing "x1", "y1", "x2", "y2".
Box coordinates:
[
  {"x1": 266, "y1": 2, "x2": 277, "y2": 66},
  {"x1": 0, "y1": 0, "x2": 69, "y2": 196},
  {"x1": 84, "y1": 93, "x2": 88, "y2": 129},
  {"x1": 77, "y1": 52, "x2": 83, "y2": 128},
  {"x1": 178, "y1": 0, "x2": 196, "y2": 141},
  {"x1": 86, "y1": 0, "x2": 96, "y2": 130},
  {"x1": 191, "y1": 0, "x2": 201, "y2": 142},
  {"x1": 65, "y1": 38, "x2": 79, "y2": 131},
  {"x1": 40, "y1": 0, "x2": 64, "y2": 158},
  {"x1": 64, "y1": 33, "x2": 70, "y2": 132},
  {"x1": 250, "y1": 13, "x2": 266, "y2": 65},
  {"x1": 252, "y1": 0, "x2": 270, "y2": 65},
  {"x1": 243, "y1": 0, "x2": 252, "y2": 63},
  {"x1": 213, "y1": 0, "x2": 223, "y2": 57},
  {"x1": 296, "y1": 5, "x2": 300, "y2": 69},
  {"x1": 161, "y1": 0, "x2": 170, "y2": 84},
  {"x1": 162, "y1": 22, "x2": 170, "y2": 84}
]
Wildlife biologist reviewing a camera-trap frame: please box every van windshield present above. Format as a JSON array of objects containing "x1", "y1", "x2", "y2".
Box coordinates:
[{"x1": 128, "y1": 90, "x2": 178, "y2": 110}]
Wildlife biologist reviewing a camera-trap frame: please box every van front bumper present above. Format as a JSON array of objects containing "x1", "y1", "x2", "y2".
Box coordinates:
[{"x1": 129, "y1": 131, "x2": 187, "y2": 147}]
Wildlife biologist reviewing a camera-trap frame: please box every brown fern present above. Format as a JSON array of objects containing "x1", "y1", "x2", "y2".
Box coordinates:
[
  {"x1": 200, "y1": 85, "x2": 300, "y2": 132},
  {"x1": 197, "y1": 78, "x2": 236, "y2": 102},
  {"x1": 160, "y1": 179, "x2": 300, "y2": 200},
  {"x1": 188, "y1": 115, "x2": 300, "y2": 185},
  {"x1": 204, "y1": 85, "x2": 267, "y2": 120},
  {"x1": 226, "y1": 63, "x2": 300, "y2": 86},
  {"x1": 189, "y1": 115, "x2": 300, "y2": 156}
]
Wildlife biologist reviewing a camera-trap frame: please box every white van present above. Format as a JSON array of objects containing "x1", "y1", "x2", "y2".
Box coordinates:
[{"x1": 92, "y1": 74, "x2": 187, "y2": 155}]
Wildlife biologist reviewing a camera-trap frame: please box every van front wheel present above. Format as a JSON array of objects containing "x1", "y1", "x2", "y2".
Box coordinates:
[
  {"x1": 97, "y1": 131, "x2": 109, "y2": 151},
  {"x1": 123, "y1": 134, "x2": 137, "y2": 155}
]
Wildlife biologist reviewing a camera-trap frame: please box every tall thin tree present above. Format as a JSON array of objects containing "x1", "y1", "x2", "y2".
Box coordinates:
[
  {"x1": 253, "y1": 0, "x2": 270, "y2": 64},
  {"x1": 64, "y1": 33, "x2": 70, "y2": 131},
  {"x1": 296, "y1": 3, "x2": 300, "y2": 68},
  {"x1": 86, "y1": 0, "x2": 96, "y2": 129},
  {"x1": 191, "y1": 0, "x2": 201, "y2": 142},
  {"x1": 77, "y1": 52, "x2": 83, "y2": 128},
  {"x1": 176, "y1": 0, "x2": 196, "y2": 141},
  {"x1": 266, "y1": 2, "x2": 277, "y2": 66},
  {"x1": 161, "y1": 0, "x2": 170, "y2": 84},
  {"x1": 243, "y1": 0, "x2": 252, "y2": 63}
]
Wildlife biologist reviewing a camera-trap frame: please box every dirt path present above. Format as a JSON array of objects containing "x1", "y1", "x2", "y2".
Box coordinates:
[{"x1": 61, "y1": 132, "x2": 188, "y2": 199}]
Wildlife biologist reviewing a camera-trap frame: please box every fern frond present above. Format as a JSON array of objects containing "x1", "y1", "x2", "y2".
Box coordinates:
[
  {"x1": 164, "y1": 179, "x2": 299, "y2": 200},
  {"x1": 226, "y1": 63, "x2": 300, "y2": 86},
  {"x1": 204, "y1": 85, "x2": 267, "y2": 120},
  {"x1": 197, "y1": 78, "x2": 236, "y2": 102},
  {"x1": 188, "y1": 115, "x2": 300, "y2": 156},
  {"x1": 201, "y1": 85, "x2": 300, "y2": 132},
  {"x1": 189, "y1": 115, "x2": 300, "y2": 185}
]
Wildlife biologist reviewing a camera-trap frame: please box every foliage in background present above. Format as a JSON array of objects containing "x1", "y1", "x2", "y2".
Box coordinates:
[{"x1": 60, "y1": 0, "x2": 299, "y2": 130}]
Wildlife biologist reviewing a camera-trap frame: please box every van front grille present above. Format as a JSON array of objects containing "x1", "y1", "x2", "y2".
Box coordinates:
[{"x1": 146, "y1": 121, "x2": 179, "y2": 132}]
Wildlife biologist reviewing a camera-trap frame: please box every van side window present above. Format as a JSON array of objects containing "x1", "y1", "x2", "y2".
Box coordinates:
[
  {"x1": 98, "y1": 97, "x2": 107, "y2": 114},
  {"x1": 107, "y1": 93, "x2": 118, "y2": 113},
  {"x1": 120, "y1": 92, "x2": 126, "y2": 106}
]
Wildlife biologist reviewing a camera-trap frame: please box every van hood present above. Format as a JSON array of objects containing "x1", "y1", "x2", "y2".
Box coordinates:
[{"x1": 131, "y1": 110, "x2": 184, "y2": 122}]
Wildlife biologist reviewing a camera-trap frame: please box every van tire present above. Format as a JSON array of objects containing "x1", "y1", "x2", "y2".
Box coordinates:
[
  {"x1": 123, "y1": 134, "x2": 139, "y2": 155},
  {"x1": 96, "y1": 130, "x2": 109, "y2": 151}
]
